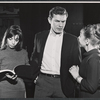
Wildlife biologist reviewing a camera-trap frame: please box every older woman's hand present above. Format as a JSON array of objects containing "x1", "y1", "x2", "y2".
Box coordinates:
[{"x1": 69, "y1": 65, "x2": 79, "y2": 80}]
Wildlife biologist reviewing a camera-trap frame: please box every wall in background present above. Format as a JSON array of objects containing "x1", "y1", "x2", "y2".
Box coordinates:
[
  {"x1": 0, "y1": 4, "x2": 20, "y2": 42},
  {"x1": 0, "y1": 3, "x2": 100, "y2": 58},
  {"x1": 19, "y1": 3, "x2": 84, "y2": 58}
]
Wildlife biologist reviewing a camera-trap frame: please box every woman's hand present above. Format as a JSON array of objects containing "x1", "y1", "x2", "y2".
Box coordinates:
[
  {"x1": 69, "y1": 65, "x2": 79, "y2": 80},
  {"x1": 69, "y1": 65, "x2": 83, "y2": 83}
]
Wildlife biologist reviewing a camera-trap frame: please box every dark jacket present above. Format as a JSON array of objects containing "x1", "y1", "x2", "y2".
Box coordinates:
[
  {"x1": 79, "y1": 49, "x2": 100, "y2": 98},
  {"x1": 30, "y1": 30, "x2": 81, "y2": 97}
]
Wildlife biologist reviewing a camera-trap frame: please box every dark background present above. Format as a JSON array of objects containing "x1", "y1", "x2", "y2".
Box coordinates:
[
  {"x1": 20, "y1": 3, "x2": 100, "y2": 58},
  {"x1": 0, "y1": 3, "x2": 100, "y2": 98},
  {"x1": 0, "y1": 3, "x2": 100, "y2": 58}
]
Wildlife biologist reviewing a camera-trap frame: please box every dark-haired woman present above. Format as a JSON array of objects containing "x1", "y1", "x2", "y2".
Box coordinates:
[
  {"x1": 0, "y1": 25, "x2": 29, "y2": 98},
  {"x1": 69, "y1": 24, "x2": 100, "y2": 98}
]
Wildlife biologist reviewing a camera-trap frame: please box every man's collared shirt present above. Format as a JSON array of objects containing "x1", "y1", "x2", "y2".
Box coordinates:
[{"x1": 41, "y1": 30, "x2": 63, "y2": 75}]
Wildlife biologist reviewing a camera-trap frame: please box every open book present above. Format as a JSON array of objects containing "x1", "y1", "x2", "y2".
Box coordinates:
[
  {"x1": 0, "y1": 65, "x2": 32, "y2": 82},
  {"x1": 0, "y1": 64, "x2": 40, "y2": 82},
  {"x1": 0, "y1": 69, "x2": 16, "y2": 82}
]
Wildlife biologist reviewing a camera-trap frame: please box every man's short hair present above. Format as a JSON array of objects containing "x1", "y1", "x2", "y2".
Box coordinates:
[{"x1": 49, "y1": 6, "x2": 68, "y2": 19}]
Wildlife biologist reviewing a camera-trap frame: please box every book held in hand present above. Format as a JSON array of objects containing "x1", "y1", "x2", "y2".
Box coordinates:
[
  {"x1": 0, "y1": 65, "x2": 40, "y2": 82},
  {"x1": 0, "y1": 69, "x2": 16, "y2": 81},
  {"x1": 0, "y1": 65, "x2": 34, "y2": 82}
]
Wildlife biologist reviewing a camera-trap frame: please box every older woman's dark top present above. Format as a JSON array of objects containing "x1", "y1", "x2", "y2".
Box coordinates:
[{"x1": 79, "y1": 49, "x2": 100, "y2": 98}]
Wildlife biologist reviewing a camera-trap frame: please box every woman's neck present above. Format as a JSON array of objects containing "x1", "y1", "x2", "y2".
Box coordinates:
[{"x1": 85, "y1": 44, "x2": 97, "y2": 52}]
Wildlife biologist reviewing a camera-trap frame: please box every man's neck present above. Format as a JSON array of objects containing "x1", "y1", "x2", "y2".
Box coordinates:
[{"x1": 50, "y1": 29, "x2": 63, "y2": 35}]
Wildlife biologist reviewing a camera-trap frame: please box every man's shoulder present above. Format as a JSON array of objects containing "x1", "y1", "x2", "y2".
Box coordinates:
[
  {"x1": 36, "y1": 30, "x2": 49, "y2": 36},
  {"x1": 64, "y1": 31, "x2": 77, "y2": 39},
  {"x1": 35, "y1": 30, "x2": 49, "y2": 40}
]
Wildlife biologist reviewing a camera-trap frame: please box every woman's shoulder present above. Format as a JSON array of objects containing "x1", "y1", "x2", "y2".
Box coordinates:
[
  {"x1": 88, "y1": 52, "x2": 100, "y2": 63},
  {"x1": 0, "y1": 48, "x2": 7, "y2": 57},
  {"x1": 20, "y1": 49, "x2": 28, "y2": 54},
  {"x1": 0, "y1": 48, "x2": 6, "y2": 53}
]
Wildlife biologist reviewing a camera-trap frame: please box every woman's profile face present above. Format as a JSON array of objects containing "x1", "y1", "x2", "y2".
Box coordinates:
[
  {"x1": 7, "y1": 35, "x2": 19, "y2": 49},
  {"x1": 78, "y1": 30, "x2": 86, "y2": 48}
]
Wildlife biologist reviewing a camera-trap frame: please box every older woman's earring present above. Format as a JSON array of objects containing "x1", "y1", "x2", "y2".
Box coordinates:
[{"x1": 86, "y1": 43, "x2": 88, "y2": 46}]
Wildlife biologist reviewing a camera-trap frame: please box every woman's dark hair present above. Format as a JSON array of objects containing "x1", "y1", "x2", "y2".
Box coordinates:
[{"x1": 1, "y1": 25, "x2": 23, "y2": 51}]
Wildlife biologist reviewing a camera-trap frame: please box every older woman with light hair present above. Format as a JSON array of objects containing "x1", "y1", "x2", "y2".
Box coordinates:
[{"x1": 69, "y1": 24, "x2": 100, "y2": 98}]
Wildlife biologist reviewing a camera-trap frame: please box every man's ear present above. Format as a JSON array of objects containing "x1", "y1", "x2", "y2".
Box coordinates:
[{"x1": 48, "y1": 17, "x2": 51, "y2": 24}]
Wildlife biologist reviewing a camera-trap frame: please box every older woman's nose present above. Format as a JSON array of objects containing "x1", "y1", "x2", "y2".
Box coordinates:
[{"x1": 77, "y1": 36, "x2": 80, "y2": 41}]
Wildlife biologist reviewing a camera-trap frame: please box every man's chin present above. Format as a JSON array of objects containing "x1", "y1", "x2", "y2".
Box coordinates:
[{"x1": 55, "y1": 30, "x2": 63, "y2": 34}]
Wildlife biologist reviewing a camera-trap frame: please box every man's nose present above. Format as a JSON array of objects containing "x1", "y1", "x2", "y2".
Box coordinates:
[{"x1": 59, "y1": 22, "x2": 63, "y2": 27}]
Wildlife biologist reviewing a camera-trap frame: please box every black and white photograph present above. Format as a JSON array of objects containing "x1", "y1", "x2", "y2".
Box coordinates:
[{"x1": 0, "y1": 2, "x2": 100, "y2": 99}]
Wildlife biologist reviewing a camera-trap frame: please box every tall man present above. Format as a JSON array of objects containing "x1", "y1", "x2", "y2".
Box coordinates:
[{"x1": 30, "y1": 6, "x2": 81, "y2": 98}]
